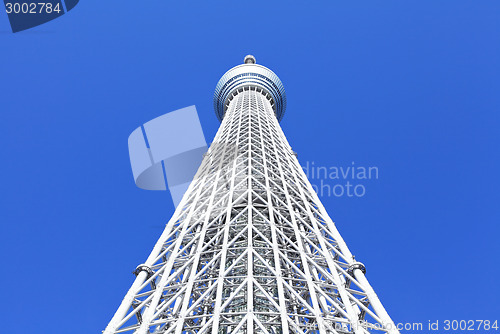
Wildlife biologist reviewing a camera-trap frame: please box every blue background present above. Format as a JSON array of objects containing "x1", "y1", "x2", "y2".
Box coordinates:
[{"x1": 0, "y1": 1, "x2": 499, "y2": 333}]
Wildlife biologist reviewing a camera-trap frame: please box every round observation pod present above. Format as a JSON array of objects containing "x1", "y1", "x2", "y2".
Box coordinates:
[{"x1": 214, "y1": 56, "x2": 286, "y2": 122}]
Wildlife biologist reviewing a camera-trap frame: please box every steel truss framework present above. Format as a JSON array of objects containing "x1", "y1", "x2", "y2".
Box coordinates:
[{"x1": 104, "y1": 66, "x2": 399, "y2": 334}]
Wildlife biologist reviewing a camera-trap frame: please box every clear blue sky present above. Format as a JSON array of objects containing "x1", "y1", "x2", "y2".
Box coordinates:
[{"x1": 0, "y1": 1, "x2": 499, "y2": 333}]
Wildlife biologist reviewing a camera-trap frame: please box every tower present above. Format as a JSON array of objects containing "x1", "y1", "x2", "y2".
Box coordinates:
[{"x1": 104, "y1": 56, "x2": 400, "y2": 334}]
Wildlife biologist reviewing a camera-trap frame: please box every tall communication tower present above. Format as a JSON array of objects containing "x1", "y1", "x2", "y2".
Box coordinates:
[{"x1": 104, "y1": 56, "x2": 400, "y2": 334}]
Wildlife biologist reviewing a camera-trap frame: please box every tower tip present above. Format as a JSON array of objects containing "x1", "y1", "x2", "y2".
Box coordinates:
[{"x1": 244, "y1": 55, "x2": 256, "y2": 64}]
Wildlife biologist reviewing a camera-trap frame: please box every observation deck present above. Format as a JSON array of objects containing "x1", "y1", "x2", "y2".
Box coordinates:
[{"x1": 213, "y1": 55, "x2": 287, "y2": 122}]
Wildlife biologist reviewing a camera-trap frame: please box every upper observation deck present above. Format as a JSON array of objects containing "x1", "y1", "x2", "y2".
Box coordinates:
[{"x1": 213, "y1": 55, "x2": 287, "y2": 122}]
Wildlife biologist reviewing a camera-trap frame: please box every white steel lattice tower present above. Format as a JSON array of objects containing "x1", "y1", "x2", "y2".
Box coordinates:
[{"x1": 104, "y1": 56, "x2": 400, "y2": 334}]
